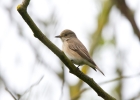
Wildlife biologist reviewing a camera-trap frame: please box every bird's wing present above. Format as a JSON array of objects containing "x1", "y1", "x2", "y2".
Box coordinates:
[
  {"x1": 68, "y1": 39, "x2": 97, "y2": 67},
  {"x1": 69, "y1": 38, "x2": 105, "y2": 75}
]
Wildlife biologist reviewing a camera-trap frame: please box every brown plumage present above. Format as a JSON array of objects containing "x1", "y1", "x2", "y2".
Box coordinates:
[{"x1": 55, "y1": 29, "x2": 104, "y2": 75}]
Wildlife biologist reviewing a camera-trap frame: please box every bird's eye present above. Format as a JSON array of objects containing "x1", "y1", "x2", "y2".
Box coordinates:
[{"x1": 64, "y1": 34, "x2": 67, "y2": 36}]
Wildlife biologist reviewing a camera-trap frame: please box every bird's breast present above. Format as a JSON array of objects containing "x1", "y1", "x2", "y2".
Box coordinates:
[{"x1": 62, "y1": 42, "x2": 84, "y2": 65}]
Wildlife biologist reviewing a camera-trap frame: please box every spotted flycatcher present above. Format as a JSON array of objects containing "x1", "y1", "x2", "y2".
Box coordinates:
[{"x1": 55, "y1": 29, "x2": 104, "y2": 75}]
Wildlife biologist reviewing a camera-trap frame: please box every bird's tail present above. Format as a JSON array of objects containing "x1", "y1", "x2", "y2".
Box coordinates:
[
  {"x1": 90, "y1": 65, "x2": 105, "y2": 76},
  {"x1": 86, "y1": 60, "x2": 105, "y2": 75},
  {"x1": 95, "y1": 66, "x2": 105, "y2": 76}
]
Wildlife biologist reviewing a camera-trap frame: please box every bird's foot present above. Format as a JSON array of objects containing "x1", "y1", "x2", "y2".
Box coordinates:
[{"x1": 76, "y1": 65, "x2": 80, "y2": 70}]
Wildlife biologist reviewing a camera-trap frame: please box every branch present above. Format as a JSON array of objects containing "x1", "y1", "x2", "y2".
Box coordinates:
[
  {"x1": 114, "y1": 0, "x2": 140, "y2": 40},
  {"x1": 17, "y1": 0, "x2": 116, "y2": 99},
  {"x1": 72, "y1": 73, "x2": 140, "y2": 99},
  {"x1": 22, "y1": 76, "x2": 44, "y2": 96},
  {"x1": 99, "y1": 73, "x2": 140, "y2": 85},
  {"x1": 0, "y1": 76, "x2": 17, "y2": 100},
  {"x1": 59, "y1": 65, "x2": 65, "y2": 100},
  {"x1": 5, "y1": 88, "x2": 17, "y2": 100},
  {"x1": 5, "y1": 76, "x2": 44, "y2": 100}
]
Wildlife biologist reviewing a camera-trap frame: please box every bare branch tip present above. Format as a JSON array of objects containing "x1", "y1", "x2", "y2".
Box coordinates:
[
  {"x1": 17, "y1": 4, "x2": 22, "y2": 10},
  {"x1": 17, "y1": 0, "x2": 30, "y2": 11}
]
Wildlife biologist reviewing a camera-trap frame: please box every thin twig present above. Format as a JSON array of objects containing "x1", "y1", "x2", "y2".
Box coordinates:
[
  {"x1": 59, "y1": 65, "x2": 65, "y2": 100},
  {"x1": 5, "y1": 76, "x2": 44, "y2": 100},
  {"x1": 22, "y1": 76, "x2": 44, "y2": 96},
  {"x1": 5, "y1": 88, "x2": 17, "y2": 100},
  {"x1": 99, "y1": 73, "x2": 140, "y2": 85}
]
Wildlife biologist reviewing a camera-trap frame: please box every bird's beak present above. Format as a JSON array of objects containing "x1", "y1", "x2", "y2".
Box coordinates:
[{"x1": 55, "y1": 35, "x2": 61, "y2": 38}]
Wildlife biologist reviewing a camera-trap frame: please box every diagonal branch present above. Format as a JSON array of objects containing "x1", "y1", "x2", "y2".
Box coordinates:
[
  {"x1": 17, "y1": 0, "x2": 116, "y2": 99},
  {"x1": 72, "y1": 73, "x2": 140, "y2": 99},
  {"x1": 5, "y1": 88, "x2": 17, "y2": 100},
  {"x1": 114, "y1": 0, "x2": 140, "y2": 40},
  {"x1": 22, "y1": 76, "x2": 44, "y2": 96}
]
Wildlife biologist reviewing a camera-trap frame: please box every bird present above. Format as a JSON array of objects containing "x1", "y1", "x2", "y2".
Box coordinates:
[{"x1": 55, "y1": 29, "x2": 104, "y2": 75}]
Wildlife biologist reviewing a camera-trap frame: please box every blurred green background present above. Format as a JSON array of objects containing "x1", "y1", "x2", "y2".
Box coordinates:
[{"x1": 0, "y1": 0, "x2": 140, "y2": 100}]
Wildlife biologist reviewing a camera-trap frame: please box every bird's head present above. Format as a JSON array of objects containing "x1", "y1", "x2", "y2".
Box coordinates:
[{"x1": 55, "y1": 29, "x2": 77, "y2": 42}]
